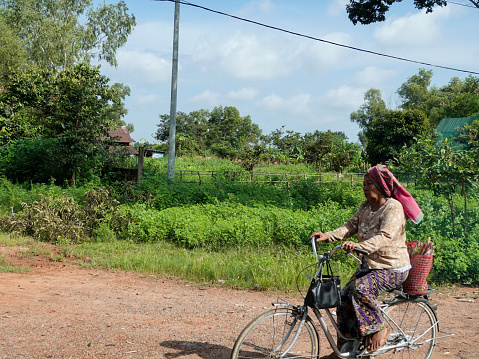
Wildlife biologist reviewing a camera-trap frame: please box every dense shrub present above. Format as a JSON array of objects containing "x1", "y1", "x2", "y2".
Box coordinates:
[
  {"x1": 139, "y1": 173, "x2": 364, "y2": 212},
  {"x1": 112, "y1": 202, "x2": 355, "y2": 250},
  {"x1": 0, "y1": 188, "x2": 119, "y2": 243},
  {"x1": 0, "y1": 137, "x2": 68, "y2": 183}
]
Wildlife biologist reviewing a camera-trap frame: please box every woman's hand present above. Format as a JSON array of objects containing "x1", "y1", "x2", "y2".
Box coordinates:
[
  {"x1": 310, "y1": 231, "x2": 329, "y2": 242},
  {"x1": 341, "y1": 241, "x2": 360, "y2": 252}
]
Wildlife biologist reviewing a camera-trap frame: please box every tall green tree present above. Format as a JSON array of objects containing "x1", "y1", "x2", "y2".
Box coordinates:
[
  {"x1": 459, "y1": 119, "x2": 479, "y2": 149},
  {"x1": 436, "y1": 76, "x2": 479, "y2": 120},
  {"x1": 364, "y1": 109, "x2": 431, "y2": 165},
  {"x1": 399, "y1": 136, "x2": 479, "y2": 235},
  {"x1": 0, "y1": 63, "x2": 125, "y2": 185},
  {"x1": 303, "y1": 130, "x2": 350, "y2": 172},
  {"x1": 207, "y1": 106, "x2": 262, "y2": 157},
  {"x1": 155, "y1": 106, "x2": 261, "y2": 158},
  {"x1": 0, "y1": 0, "x2": 136, "y2": 70},
  {"x1": 0, "y1": 15, "x2": 27, "y2": 81},
  {"x1": 397, "y1": 69, "x2": 479, "y2": 126},
  {"x1": 350, "y1": 88, "x2": 387, "y2": 145},
  {"x1": 263, "y1": 126, "x2": 303, "y2": 159}
]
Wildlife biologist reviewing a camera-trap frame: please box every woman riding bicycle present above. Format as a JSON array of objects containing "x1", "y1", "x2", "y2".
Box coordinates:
[{"x1": 310, "y1": 164, "x2": 423, "y2": 358}]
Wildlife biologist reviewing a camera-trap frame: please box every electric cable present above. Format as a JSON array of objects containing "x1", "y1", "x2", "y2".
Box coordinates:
[{"x1": 154, "y1": 0, "x2": 479, "y2": 76}]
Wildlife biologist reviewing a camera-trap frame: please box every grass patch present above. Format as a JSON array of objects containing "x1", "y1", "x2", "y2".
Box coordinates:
[
  {"x1": 66, "y1": 240, "x2": 358, "y2": 293},
  {"x1": 0, "y1": 254, "x2": 28, "y2": 273},
  {"x1": 0, "y1": 233, "x2": 30, "y2": 273}
]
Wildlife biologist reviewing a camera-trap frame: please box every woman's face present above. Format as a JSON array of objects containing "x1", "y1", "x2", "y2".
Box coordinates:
[{"x1": 363, "y1": 175, "x2": 384, "y2": 204}]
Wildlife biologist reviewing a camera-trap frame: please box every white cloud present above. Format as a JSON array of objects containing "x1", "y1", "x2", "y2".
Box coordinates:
[
  {"x1": 353, "y1": 66, "x2": 397, "y2": 87},
  {"x1": 258, "y1": 93, "x2": 312, "y2": 115},
  {"x1": 218, "y1": 32, "x2": 292, "y2": 80},
  {"x1": 227, "y1": 87, "x2": 259, "y2": 101},
  {"x1": 116, "y1": 50, "x2": 171, "y2": 84},
  {"x1": 238, "y1": 0, "x2": 275, "y2": 16},
  {"x1": 299, "y1": 32, "x2": 351, "y2": 74},
  {"x1": 374, "y1": 7, "x2": 451, "y2": 47},
  {"x1": 258, "y1": 0, "x2": 274, "y2": 14},
  {"x1": 324, "y1": 85, "x2": 364, "y2": 109},
  {"x1": 189, "y1": 90, "x2": 221, "y2": 106},
  {"x1": 328, "y1": 0, "x2": 348, "y2": 16},
  {"x1": 126, "y1": 21, "x2": 173, "y2": 53},
  {"x1": 134, "y1": 94, "x2": 163, "y2": 106}
]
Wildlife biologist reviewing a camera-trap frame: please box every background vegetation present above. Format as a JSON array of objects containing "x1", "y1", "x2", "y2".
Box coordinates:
[
  {"x1": 1, "y1": 0, "x2": 479, "y2": 292},
  {"x1": 1, "y1": 156, "x2": 478, "y2": 289}
]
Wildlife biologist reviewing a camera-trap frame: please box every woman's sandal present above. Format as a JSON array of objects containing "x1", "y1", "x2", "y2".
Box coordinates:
[{"x1": 368, "y1": 327, "x2": 391, "y2": 352}]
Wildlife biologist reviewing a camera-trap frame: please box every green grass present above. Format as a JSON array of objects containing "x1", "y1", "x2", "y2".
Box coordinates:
[
  {"x1": 59, "y1": 239, "x2": 357, "y2": 293},
  {"x1": 0, "y1": 233, "x2": 30, "y2": 273},
  {"x1": 0, "y1": 255, "x2": 28, "y2": 273}
]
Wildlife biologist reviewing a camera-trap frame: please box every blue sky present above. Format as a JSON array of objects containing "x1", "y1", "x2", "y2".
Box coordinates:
[{"x1": 95, "y1": 0, "x2": 478, "y2": 144}]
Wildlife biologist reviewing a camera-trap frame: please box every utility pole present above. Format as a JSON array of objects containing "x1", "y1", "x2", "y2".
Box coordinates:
[{"x1": 167, "y1": 0, "x2": 180, "y2": 181}]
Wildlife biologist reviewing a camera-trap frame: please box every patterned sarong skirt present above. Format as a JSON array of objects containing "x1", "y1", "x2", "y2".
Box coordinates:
[{"x1": 337, "y1": 268, "x2": 409, "y2": 344}]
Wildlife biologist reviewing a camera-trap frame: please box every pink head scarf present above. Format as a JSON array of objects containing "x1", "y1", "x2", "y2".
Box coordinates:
[{"x1": 367, "y1": 164, "x2": 423, "y2": 224}]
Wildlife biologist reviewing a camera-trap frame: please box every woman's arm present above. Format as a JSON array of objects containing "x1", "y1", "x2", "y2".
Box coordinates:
[{"x1": 313, "y1": 203, "x2": 364, "y2": 243}]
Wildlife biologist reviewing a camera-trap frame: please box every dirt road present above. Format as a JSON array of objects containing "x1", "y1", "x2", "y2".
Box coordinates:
[{"x1": 0, "y1": 245, "x2": 477, "y2": 358}]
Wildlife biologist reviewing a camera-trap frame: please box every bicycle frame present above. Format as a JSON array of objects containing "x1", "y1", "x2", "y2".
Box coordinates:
[
  {"x1": 267, "y1": 241, "x2": 453, "y2": 358},
  {"x1": 271, "y1": 301, "x2": 364, "y2": 358}
]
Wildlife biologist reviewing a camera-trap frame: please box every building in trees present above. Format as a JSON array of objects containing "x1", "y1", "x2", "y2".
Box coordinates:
[
  {"x1": 108, "y1": 126, "x2": 138, "y2": 156},
  {"x1": 436, "y1": 116, "x2": 479, "y2": 147}
]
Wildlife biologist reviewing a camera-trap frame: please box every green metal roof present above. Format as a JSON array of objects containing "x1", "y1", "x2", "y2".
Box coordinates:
[
  {"x1": 436, "y1": 117, "x2": 479, "y2": 145},
  {"x1": 436, "y1": 116, "x2": 479, "y2": 133}
]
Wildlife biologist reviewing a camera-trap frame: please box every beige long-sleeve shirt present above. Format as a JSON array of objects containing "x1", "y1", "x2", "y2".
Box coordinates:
[{"x1": 326, "y1": 198, "x2": 410, "y2": 270}]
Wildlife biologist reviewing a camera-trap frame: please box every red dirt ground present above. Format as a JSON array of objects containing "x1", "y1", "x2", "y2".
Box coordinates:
[{"x1": 0, "y1": 244, "x2": 477, "y2": 358}]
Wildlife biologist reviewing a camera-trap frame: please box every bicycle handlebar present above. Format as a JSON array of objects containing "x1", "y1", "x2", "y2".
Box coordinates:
[{"x1": 311, "y1": 237, "x2": 369, "y2": 259}]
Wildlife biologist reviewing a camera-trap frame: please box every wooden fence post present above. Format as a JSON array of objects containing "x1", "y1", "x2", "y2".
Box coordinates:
[{"x1": 137, "y1": 145, "x2": 144, "y2": 187}]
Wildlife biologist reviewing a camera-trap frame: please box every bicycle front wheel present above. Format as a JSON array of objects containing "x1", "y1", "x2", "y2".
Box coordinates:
[
  {"x1": 381, "y1": 300, "x2": 437, "y2": 359},
  {"x1": 230, "y1": 307, "x2": 320, "y2": 359}
]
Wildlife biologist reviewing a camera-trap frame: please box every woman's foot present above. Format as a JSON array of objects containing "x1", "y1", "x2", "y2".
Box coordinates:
[{"x1": 368, "y1": 327, "x2": 391, "y2": 352}]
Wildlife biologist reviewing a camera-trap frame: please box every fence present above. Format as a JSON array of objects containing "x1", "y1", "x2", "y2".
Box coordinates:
[{"x1": 154, "y1": 169, "x2": 366, "y2": 186}]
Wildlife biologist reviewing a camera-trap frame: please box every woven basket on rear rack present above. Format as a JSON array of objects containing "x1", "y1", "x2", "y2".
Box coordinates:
[{"x1": 403, "y1": 241, "x2": 433, "y2": 295}]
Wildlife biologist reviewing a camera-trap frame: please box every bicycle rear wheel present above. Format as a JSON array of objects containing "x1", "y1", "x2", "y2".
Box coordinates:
[
  {"x1": 381, "y1": 300, "x2": 437, "y2": 359},
  {"x1": 230, "y1": 307, "x2": 320, "y2": 359}
]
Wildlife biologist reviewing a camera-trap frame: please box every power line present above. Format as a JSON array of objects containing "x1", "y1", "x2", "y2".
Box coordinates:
[
  {"x1": 447, "y1": 1, "x2": 479, "y2": 9},
  {"x1": 154, "y1": 0, "x2": 479, "y2": 76}
]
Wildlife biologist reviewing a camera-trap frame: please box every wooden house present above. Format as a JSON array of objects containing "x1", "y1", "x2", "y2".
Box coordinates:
[{"x1": 108, "y1": 126, "x2": 138, "y2": 156}]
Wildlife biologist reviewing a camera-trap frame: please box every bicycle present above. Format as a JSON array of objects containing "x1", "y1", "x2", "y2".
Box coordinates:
[{"x1": 230, "y1": 238, "x2": 453, "y2": 358}]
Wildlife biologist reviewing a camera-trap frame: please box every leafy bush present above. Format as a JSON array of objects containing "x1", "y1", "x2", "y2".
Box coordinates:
[
  {"x1": 0, "y1": 137, "x2": 68, "y2": 183},
  {"x1": 113, "y1": 202, "x2": 355, "y2": 250},
  {"x1": 0, "y1": 188, "x2": 119, "y2": 243},
  {"x1": 1, "y1": 196, "x2": 87, "y2": 243}
]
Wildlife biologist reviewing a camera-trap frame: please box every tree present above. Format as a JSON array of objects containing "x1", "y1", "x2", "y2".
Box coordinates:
[
  {"x1": 436, "y1": 76, "x2": 479, "y2": 120},
  {"x1": 106, "y1": 82, "x2": 134, "y2": 132},
  {"x1": 459, "y1": 119, "x2": 479, "y2": 149},
  {"x1": 262, "y1": 126, "x2": 304, "y2": 160},
  {"x1": 396, "y1": 68, "x2": 448, "y2": 126},
  {"x1": 0, "y1": 63, "x2": 126, "y2": 185},
  {"x1": 0, "y1": 15, "x2": 27, "y2": 81},
  {"x1": 155, "y1": 106, "x2": 261, "y2": 158},
  {"x1": 350, "y1": 88, "x2": 387, "y2": 145},
  {"x1": 207, "y1": 106, "x2": 262, "y2": 157},
  {"x1": 399, "y1": 135, "x2": 479, "y2": 235},
  {"x1": 364, "y1": 109, "x2": 431, "y2": 165},
  {"x1": 0, "y1": 0, "x2": 136, "y2": 70},
  {"x1": 236, "y1": 142, "x2": 266, "y2": 172},
  {"x1": 303, "y1": 130, "x2": 350, "y2": 172},
  {"x1": 346, "y1": 0, "x2": 451, "y2": 25},
  {"x1": 395, "y1": 69, "x2": 479, "y2": 127}
]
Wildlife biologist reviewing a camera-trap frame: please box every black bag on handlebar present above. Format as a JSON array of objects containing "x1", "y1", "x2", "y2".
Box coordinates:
[{"x1": 305, "y1": 261, "x2": 341, "y2": 309}]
